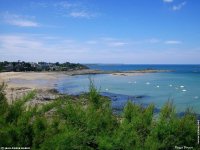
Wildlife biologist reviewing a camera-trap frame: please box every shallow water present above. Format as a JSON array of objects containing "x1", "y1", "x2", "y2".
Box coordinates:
[
  {"x1": 56, "y1": 65, "x2": 200, "y2": 114},
  {"x1": 8, "y1": 65, "x2": 200, "y2": 114}
]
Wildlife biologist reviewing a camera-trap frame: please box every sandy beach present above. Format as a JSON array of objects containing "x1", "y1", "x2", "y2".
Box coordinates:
[
  {"x1": 0, "y1": 71, "x2": 67, "y2": 89},
  {"x1": 0, "y1": 70, "x2": 116, "y2": 105},
  {"x1": 0, "y1": 69, "x2": 172, "y2": 103},
  {"x1": 0, "y1": 69, "x2": 172, "y2": 89}
]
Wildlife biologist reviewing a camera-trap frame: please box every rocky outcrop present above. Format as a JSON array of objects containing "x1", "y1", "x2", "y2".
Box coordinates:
[{"x1": 5, "y1": 87, "x2": 60, "y2": 106}]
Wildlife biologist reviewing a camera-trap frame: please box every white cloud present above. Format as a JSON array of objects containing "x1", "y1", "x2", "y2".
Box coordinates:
[
  {"x1": 69, "y1": 11, "x2": 95, "y2": 19},
  {"x1": 164, "y1": 40, "x2": 182, "y2": 44},
  {"x1": 163, "y1": 0, "x2": 174, "y2": 3},
  {"x1": 108, "y1": 42, "x2": 128, "y2": 47},
  {"x1": 54, "y1": 1, "x2": 74, "y2": 9},
  {"x1": 2, "y1": 12, "x2": 39, "y2": 27},
  {"x1": 0, "y1": 35, "x2": 42, "y2": 53},
  {"x1": 31, "y1": 1, "x2": 99, "y2": 19},
  {"x1": 100, "y1": 37, "x2": 128, "y2": 47},
  {"x1": 0, "y1": 34, "x2": 130, "y2": 62},
  {"x1": 0, "y1": 34, "x2": 95, "y2": 62},
  {"x1": 0, "y1": 34, "x2": 199, "y2": 64},
  {"x1": 6, "y1": 19, "x2": 38, "y2": 27},
  {"x1": 54, "y1": 1, "x2": 98, "y2": 19},
  {"x1": 172, "y1": 1, "x2": 186, "y2": 11},
  {"x1": 30, "y1": 2, "x2": 49, "y2": 8}
]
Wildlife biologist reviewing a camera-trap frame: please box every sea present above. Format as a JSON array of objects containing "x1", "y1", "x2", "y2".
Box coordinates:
[{"x1": 56, "y1": 64, "x2": 200, "y2": 114}]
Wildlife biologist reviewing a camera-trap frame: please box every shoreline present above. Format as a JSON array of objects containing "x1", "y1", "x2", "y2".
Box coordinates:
[
  {"x1": 0, "y1": 69, "x2": 173, "y2": 102},
  {"x1": 1, "y1": 69, "x2": 200, "y2": 118},
  {"x1": 0, "y1": 69, "x2": 173, "y2": 89},
  {"x1": 0, "y1": 69, "x2": 172, "y2": 89},
  {"x1": 63, "y1": 69, "x2": 173, "y2": 76}
]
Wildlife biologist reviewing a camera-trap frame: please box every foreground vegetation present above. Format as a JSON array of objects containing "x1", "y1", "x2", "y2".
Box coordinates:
[{"x1": 0, "y1": 82, "x2": 199, "y2": 149}]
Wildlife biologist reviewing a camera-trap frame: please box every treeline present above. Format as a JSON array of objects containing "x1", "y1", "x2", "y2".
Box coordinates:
[
  {"x1": 0, "y1": 82, "x2": 199, "y2": 149},
  {"x1": 0, "y1": 61, "x2": 88, "y2": 72}
]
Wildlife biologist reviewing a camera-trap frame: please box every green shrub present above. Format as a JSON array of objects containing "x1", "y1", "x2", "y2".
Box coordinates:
[
  {"x1": 88, "y1": 79, "x2": 102, "y2": 109},
  {"x1": 0, "y1": 82, "x2": 199, "y2": 149},
  {"x1": 0, "y1": 82, "x2": 8, "y2": 115},
  {"x1": 145, "y1": 101, "x2": 198, "y2": 149}
]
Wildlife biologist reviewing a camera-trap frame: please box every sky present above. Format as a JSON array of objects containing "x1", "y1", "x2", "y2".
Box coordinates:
[{"x1": 0, "y1": 0, "x2": 200, "y2": 64}]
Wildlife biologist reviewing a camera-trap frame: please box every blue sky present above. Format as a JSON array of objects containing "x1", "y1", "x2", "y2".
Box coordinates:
[{"x1": 0, "y1": 0, "x2": 200, "y2": 64}]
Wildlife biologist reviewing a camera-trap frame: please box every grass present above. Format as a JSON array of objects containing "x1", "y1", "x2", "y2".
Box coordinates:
[{"x1": 0, "y1": 82, "x2": 199, "y2": 149}]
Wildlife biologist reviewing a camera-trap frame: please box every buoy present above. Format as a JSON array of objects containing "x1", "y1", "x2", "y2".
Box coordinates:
[
  {"x1": 180, "y1": 85, "x2": 184, "y2": 88},
  {"x1": 182, "y1": 89, "x2": 187, "y2": 92}
]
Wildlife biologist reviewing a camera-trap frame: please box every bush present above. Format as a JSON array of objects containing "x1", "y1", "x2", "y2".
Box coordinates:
[
  {"x1": 0, "y1": 83, "x2": 8, "y2": 114},
  {"x1": 0, "y1": 82, "x2": 199, "y2": 149}
]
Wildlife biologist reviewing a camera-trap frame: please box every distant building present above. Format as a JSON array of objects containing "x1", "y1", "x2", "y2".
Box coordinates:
[{"x1": 4, "y1": 64, "x2": 13, "y2": 71}]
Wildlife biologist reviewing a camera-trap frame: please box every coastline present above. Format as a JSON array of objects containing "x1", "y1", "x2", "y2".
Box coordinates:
[
  {"x1": 63, "y1": 69, "x2": 173, "y2": 76},
  {"x1": 0, "y1": 72, "x2": 65, "y2": 103},
  {"x1": 1, "y1": 69, "x2": 199, "y2": 118},
  {"x1": 0, "y1": 69, "x2": 172, "y2": 103},
  {"x1": 0, "y1": 69, "x2": 172, "y2": 89}
]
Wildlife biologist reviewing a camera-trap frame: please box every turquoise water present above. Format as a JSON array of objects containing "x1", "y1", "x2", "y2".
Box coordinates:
[{"x1": 56, "y1": 65, "x2": 200, "y2": 114}]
